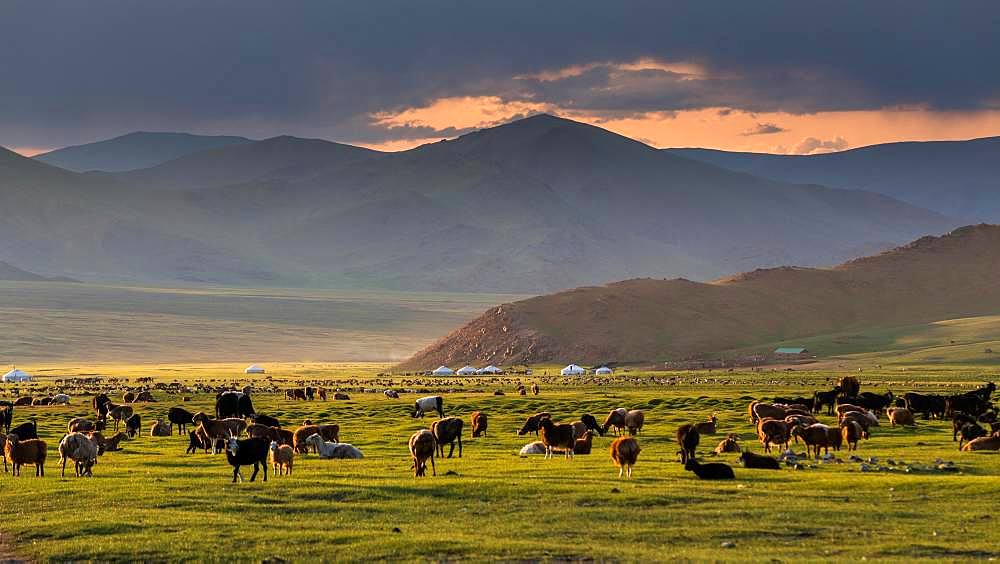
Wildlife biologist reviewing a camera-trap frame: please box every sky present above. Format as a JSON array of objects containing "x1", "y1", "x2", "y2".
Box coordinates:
[{"x1": 4, "y1": 1, "x2": 1000, "y2": 156}]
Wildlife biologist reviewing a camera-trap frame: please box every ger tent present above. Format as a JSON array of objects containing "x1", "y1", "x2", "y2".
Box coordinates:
[
  {"x1": 595, "y1": 366, "x2": 613, "y2": 375},
  {"x1": 456, "y1": 365, "x2": 478, "y2": 375},
  {"x1": 244, "y1": 364, "x2": 265, "y2": 374},
  {"x1": 432, "y1": 366, "x2": 455, "y2": 376},
  {"x1": 2, "y1": 369, "x2": 31, "y2": 383},
  {"x1": 560, "y1": 364, "x2": 585, "y2": 376},
  {"x1": 478, "y1": 365, "x2": 502, "y2": 374}
]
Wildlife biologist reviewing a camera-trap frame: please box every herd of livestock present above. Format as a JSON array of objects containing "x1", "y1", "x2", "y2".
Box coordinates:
[{"x1": 1, "y1": 375, "x2": 999, "y2": 482}]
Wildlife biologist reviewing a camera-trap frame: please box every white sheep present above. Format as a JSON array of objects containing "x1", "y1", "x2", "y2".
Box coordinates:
[
  {"x1": 519, "y1": 441, "x2": 548, "y2": 455},
  {"x1": 304, "y1": 433, "x2": 363, "y2": 459},
  {"x1": 51, "y1": 394, "x2": 71, "y2": 405},
  {"x1": 58, "y1": 432, "x2": 99, "y2": 477}
]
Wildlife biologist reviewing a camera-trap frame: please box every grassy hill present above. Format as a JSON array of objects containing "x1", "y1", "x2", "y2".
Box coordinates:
[{"x1": 400, "y1": 224, "x2": 1000, "y2": 369}]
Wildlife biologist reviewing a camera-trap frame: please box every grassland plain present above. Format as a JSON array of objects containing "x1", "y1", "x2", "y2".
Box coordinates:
[{"x1": 1, "y1": 364, "x2": 1000, "y2": 561}]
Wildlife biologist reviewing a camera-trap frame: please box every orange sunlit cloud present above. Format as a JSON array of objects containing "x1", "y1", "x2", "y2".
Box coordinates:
[
  {"x1": 371, "y1": 96, "x2": 549, "y2": 131},
  {"x1": 9, "y1": 146, "x2": 53, "y2": 157}
]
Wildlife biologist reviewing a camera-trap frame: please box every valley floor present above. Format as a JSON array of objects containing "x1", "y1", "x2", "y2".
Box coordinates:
[{"x1": 1, "y1": 364, "x2": 999, "y2": 561}]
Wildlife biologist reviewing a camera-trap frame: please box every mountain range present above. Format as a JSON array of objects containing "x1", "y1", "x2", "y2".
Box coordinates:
[
  {"x1": 34, "y1": 131, "x2": 252, "y2": 172},
  {"x1": 399, "y1": 224, "x2": 1000, "y2": 369},
  {"x1": 0, "y1": 115, "x2": 972, "y2": 291}
]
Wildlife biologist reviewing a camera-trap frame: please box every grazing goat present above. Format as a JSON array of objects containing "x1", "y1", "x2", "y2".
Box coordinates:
[
  {"x1": 93, "y1": 431, "x2": 126, "y2": 453},
  {"x1": 68, "y1": 417, "x2": 96, "y2": 434},
  {"x1": 333, "y1": 392, "x2": 350, "y2": 400},
  {"x1": 304, "y1": 434, "x2": 364, "y2": 459},
  {"x1": 409, "y1": 429, "x2": 436, "y2": 477},
  {"x1": 125, "y1": 414, "x2": 141, "y2": 438},
  {"x1": 168, "y1": 407, "x2": 195, "y2": 435},
  {"x1": 693, "y1": 414, "x2": 718, "y2": 435},
  {"x1": 835, "y1": 404, "x2": 865, "y2": 418},
  {"x1": 5, "y1": 433, "x2": 46, "y2": 476},
  {"x1": 785, "y1": 414, "x2": 818, "y2": 428},
  {"x1": 150, "y1": 419, "x2": 172, "y2": 437},
  {"x1": 292, "y1": 424, "x2": 340, "y2": 454},
  {"x1": 602, "y1": 408, "x2": 628, "y2": 435},
  {"x1": 471, "y1": 411, "x2": 488, "y2": 438},
  {"x1": 609, "y1": 436, "x2": 640, "y2": 478},
  {"x1": 431, "y1": 417, "x2": 464, "y2": 458},
  {"x1": 187, "y1": 429, "x2": 212, "y2": 454},
  {"x1": 269, "y1": 441, "x2": 294, "y2": 476},
  {"x1": 580, "y1": 414, "x2": 603, "y2": 436},
  {"x1": 384, "y1": 389, "x2": 399, "y2": 399},
  {"x1": 59, "y1": 432, "x2": 99, "y2": 477},
  {"x1": 841, "y1": 420, "x2": 864, "y2": 451},
  {"x1": 134, "y1": 391, "x2": 155, "y2": 403},
  {"x1": 839, "y1": 411, "x2": 876, "y2": 438},
  {"x1": 791, "y1": 424, "x2": 842, "y2": 459},
  {"x1": 756, "y1": 419, "x2": 790, "y2": 453},
  {"x1": 193, "y1": 412, "x2": 248, "y2": 454},
  {"x1": 225, "y1": 436, "x2": 269, "y2": 482},
  {"x1": 517, "y1": 413, "x2": 551, "y2": 436},
  {"x1": 677, "y1": 424, "x2": 700, "y2": 463},
  {"x1": 216, "y1": 391, "x2": 255, "y2": 419},
  {"x1": 105, "y1": 402, "x2": 134, "y2": 432},
  {"x1": 538, "y1": 418, "x2": 576, "y2": 460},
  {"x1": 887, "y1": 407, "x2": 916, "y2": 427},
  {"x1": 739, "y1": 451, "x2": 781, "y2": 469},
  {"x1": 411, "y1": 395, "x2": 444, "y2": 418},
  {"x1": 856, "y1": 391, "x2": 894, "y2": 416},
  {"x1": 625, "y1": 409, "x2": 645, "y2": 435},
  {"x1": 684, "y1": 458, "x2": 734, "y2": 480},
  {"x1": 713, "y1": 433, "x2": 741, "y2": 454},
  {"x1": 903, "y1": 392, "x2": 945, "y2": 419},
  {"x1": 812, "y1": 388, "x2": 840, "y2": 415},
  {"x1": 958, "y1": 422, "x2": 988, "y2": 449},
  {"x1": 962, "y1": 433, "x2": 1000, "y2": 451}
]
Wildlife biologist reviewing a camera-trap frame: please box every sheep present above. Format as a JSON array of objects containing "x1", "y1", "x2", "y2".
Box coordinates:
[
  {"x1": 519, "y1": 441, "x2": 548, "y2": 455},
  {"x1": 134, "y1": 391, "x2": 155, "y2": 403},
  {"x1": 538, "y1": 417, "x2": 576, "y2": 460},
  {"x1": 333, "y1": 392, "x2": 350, "y2": 400},
  {"x1": 104, "y1": 402, "x2": 134, "y2": 432},
  {"x1": 187, "y1": 429, "x2": 212, "y2": 454},
  {"x1": 570, "y1": 420, "x2": 588, "y2": 439},
  {"x1": 573, "y1": 430, "x2": 595, "y2": 455},
  {"x1": 431, "y1": 417, "x2": 463, "y2": 458},
  {"x1": 841, "y1": 420, "x2": 864, "y2": 451},
  {"x1": 193, "y1": 412, "x2": 249, "y2": 454},
  {"x1": 887, "y1": 407, "x2": 916, "y2": 427},
  {"x1": 958, "y1": 422, "x2": 988, "y2": 449},
  {"x1": 471, "y1": 411, "x2": 488, "y2": 438},
  {"x1": 839, "y1": 411, "x2": 875, "y2": 438},
  {"x1": 961, "y1": 433, "x2": 1000, "y2": 451},
  {"x1": 150, "y1": 419, "x2": 172, "y2": 437},
  {"x1": 677, "y1": 424, "x2": 700, "y2": 463},
  {"x1": 303, "y1": 433, "x2": 363, "y2": 459},
  {"x1": 224, "y1": 436, "x2": 269, "y2": 482},
  {"x1": 838, "y1": 376, "x2": 861, "y2": 398},
  {"x1": 713, "y1": 433, "x2": 741, "y2": 454},
  {"x1": 684, "y1": 458, "x2": 735, "y2": 480},
  {"x1": 693, "y1": 414, "x2": 718, "y2": 435},
  {"x1": 92, "y1": 393, "x2": 110, "y2": 417},
  {"x1": 756, "y1": 419, "x2": 790, "y2": 453},
  {"x1": 13, "y1": 396, "x2": 33, "y2": 407},
  {"x1": 409, "y1": 429, "x2": 436, "y2": 477},
  {"x1": 269, "y1": 441, "x2": 294, "y2": 476},
  {"x1": 739, "y1": 451, "x2": 781, "y2": 469},
  {"x1": 784, "y1": 414, "x2": 818, "y2": 428},
  {"x1": 625, "y1": 409, "x2": 645, "y2": 436},
  {"x1": 531, "y1": 383, "x2": 539, "y2": 395},
  {"x1": 791, "y1": 424, "x2": 842, "y2": 459},
  {"x1": 124, "y1": 414, "x2": 141, "y2": 438},
  {"x1": 168, "y1": 407, "x2": 195, "y2": 435},
  {"x1": 67, "y1": 417, "x2": 96, "y2": 434},
  {"x1": 602, "y1": 408, "x2": 628, "y2": 436},
  {"x1": 5, "y1": 433, "x2": 46, "y2": 476},
  {"x1": 609, "y1": 436, "x2": 640, "y2": 478},
  {"x1": 752, "y1": 403, "x2": 787, "y2": 423},
  {"x1": 580, "y1": 414, "x2": 603, "y2": 436},
  {"x1": 517, "y1": 413, "x2": 551, "y2": 436},
  {"x1": 51, "y1": 393, "x2": 71, "y2": 405},
  {"x1": 835, "y1": 404, "x2": 865, "y2": 418},
  {"x1": 383, "y1": 389, "x2": 399, "y2": 399},
  {"x1": 411, "y1": 395, "x2": 444, "y2": 418},
  {"x1": 91, "y1": 431, "x2": 126, "y2": 453},
  {"x1": 292, "y1": 424, "x2": 340, "y2": 454},
  {"x1": 58, "y1": 432, "x2": 99, "y2": 477},
  {"x1": 10, "y1": 420, "x2": 38, "y2": 441}
]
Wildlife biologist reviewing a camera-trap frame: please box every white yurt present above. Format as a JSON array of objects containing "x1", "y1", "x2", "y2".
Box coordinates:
[
  {"x1": 2, "y1": 368, "x2": 32, "y2": 383},
  {"x1": 595, "y1": 366, "x2": 613, "y2": 375},
  {"x1": 244, "y1": 364, "x2": 266, "y2": 374},
  {"x1": 432, "y1": 366, "x2": 455, "y2": 376},
  {"x1": 560, "y1": 364, "x2": 585, "y2": 376},
  {"x1": 456, "y1": 365, "x2": 478, "y2": 375},
  {"x1": 478, "y1": 365, "x2": 502, "y2": 374}
]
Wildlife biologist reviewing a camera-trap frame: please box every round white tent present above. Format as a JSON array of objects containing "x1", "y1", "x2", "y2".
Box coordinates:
[
  {"x1": 432, "y1": 366, "x2": 455, "y2": 376},
  {"x1": 477, "y1": 365, "x2": 502, "y2": 374},
  {"x1": 2, "y1": 369, "x2": 32, "y2": 383},
  {"x1": 456, "y1": 365, "x2": 478, "y2": 375},
  {"x1": 244, "y1": 364, "x2": 266, "y2": 374},
  {"x1": 595, "y1": 366, "x2": 613, "y2": 375},
  {"x1": 560, "y1": 364, "x2": 585, "y2": 376}
]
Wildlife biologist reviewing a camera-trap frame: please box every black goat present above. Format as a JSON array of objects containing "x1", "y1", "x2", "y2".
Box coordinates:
[
  {"x1": 684, "y1": 458, "x2": 735, "y2": 480},
  {"x1": 224, "y1": 436, "x2": 269, "y2": 482},
  {"x1": 739, "y1": 451, "x2": 781, "y2": 470},
  {"x1": 677, "y1": 424, "x2": 700, "y2": 464},
  {"x1": 952, "y1": 412, "x2": 978, "y2": 441},
  {"x1": 125, "y1": 414, "x2": 141, "y2": 438},
  {"x1": 812, "y1": 388, "x2": 840, "y2": 415},
  {"x1": 855, "y1": 391, "x2": 894, "y2": 416},
  {"x1": 958, "y1": 422, "x2": 988, "y2": 449},
  {"x1": 168, "y1": 407, "x2": 195, "y2": 435},
  {"x1": 216, "y1": 391, "x2": 255, "y2": 419},
  {"x1": 249, "y1": 413, "x2": 280, "y2": 428},
  {"x1": 10, "y1": 420, "x2": 37, "y2": 440},
  {"x1": 581, "y1": 414, "x2": 603, "y2": 436},
  {"x1": 0, "y1": 402, "x2": 12, "y2": 434}
]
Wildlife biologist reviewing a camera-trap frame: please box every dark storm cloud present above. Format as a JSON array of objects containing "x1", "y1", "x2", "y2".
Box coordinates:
[{"x1": 2, "y1": 1, "x2": 999, "y2": 148}]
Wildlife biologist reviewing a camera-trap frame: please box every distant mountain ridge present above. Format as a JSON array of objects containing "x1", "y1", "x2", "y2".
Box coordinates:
[
  {"x1": 35, "y1": 131, "x2": 252, "y2": 172},
  {"x1": 0, "y1": 261, "x2": 77, "y2": 282},
  {"x1": 398, "y1": 224, "x2": 1000, "y2": 369},
  {"x1": 0, "y1": 115, "x2": 961, "y2": 291},
  {"x1": 667, "y1": 136, "x2": 1000, "y2": 221}
]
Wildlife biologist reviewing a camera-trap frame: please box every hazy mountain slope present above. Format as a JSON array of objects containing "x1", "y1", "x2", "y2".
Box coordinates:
[
  {"x1": 668, "y1": 137, "x2": 1000, "y2": 221},
  {"x1": 399, "y1": 224, "x2": 1000, "y2": 369},
  {"x1": 0, "y1": 261, "x2": 77, "y2": 282},
  {"x1": 34, "y1": 132, "x2": 252, "y2": 172}
]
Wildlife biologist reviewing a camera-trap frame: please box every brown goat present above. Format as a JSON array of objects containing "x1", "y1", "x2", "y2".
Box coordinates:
[
  {"x1": 68, "y1": 417, "x2": 96, "y2": 434},
  {"x1": 409, "y1": 429, "x2": 436, "y2": 477},
  {"x1": 752, "y1": 403, "x2": 788, "y2": 423},
  {"x1": 602, "y1": 408, "x2": 628, "y2": 435},
  {"x1": 625, "y1": 410, "x2": 645, "y2": 435},
  {"x1": 573, "y1": 430, "x2": 595, "y2": 455},
  {"x1": 713, "y1": 433, "x2": 741, "y2": 454},
  {"x1": 292, "y1": 424, "x2": 340, "y2": 454},
  {"x1": 431, "y1": 417, "x2": 464, "y2": 458},
  {"x1": 841, "y1": 420, "x2": 863, "y2": 451},
  {"x1": 694, "y1": 414, "x2": 718, "y2": 435},
  {"x1": 471, "y1": 411, "x2": 488, "y2": 438},
  {"x1": 5, "y1": 433, "x2": 46, "y2": 476},
  {"x1": 538, "y1": 418, "x2": 576, "y2": 459},
  {"x1": 610, "y1": 436, "x2": 640, "y2": 478},
  {"x1": 192, "y1": 412, "x2": 248, "y2": 453},
  {"x1": 791, "y1": 424, "x2": 842, "y2": 459},
  {"x1": 757, "y1": 418, "x2": 790, "y2": 453}
]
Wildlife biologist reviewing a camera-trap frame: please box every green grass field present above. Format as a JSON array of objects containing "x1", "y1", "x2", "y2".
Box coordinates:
[{"x1": 2, "y1": 364, "x2": 999, "y2": 561}]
